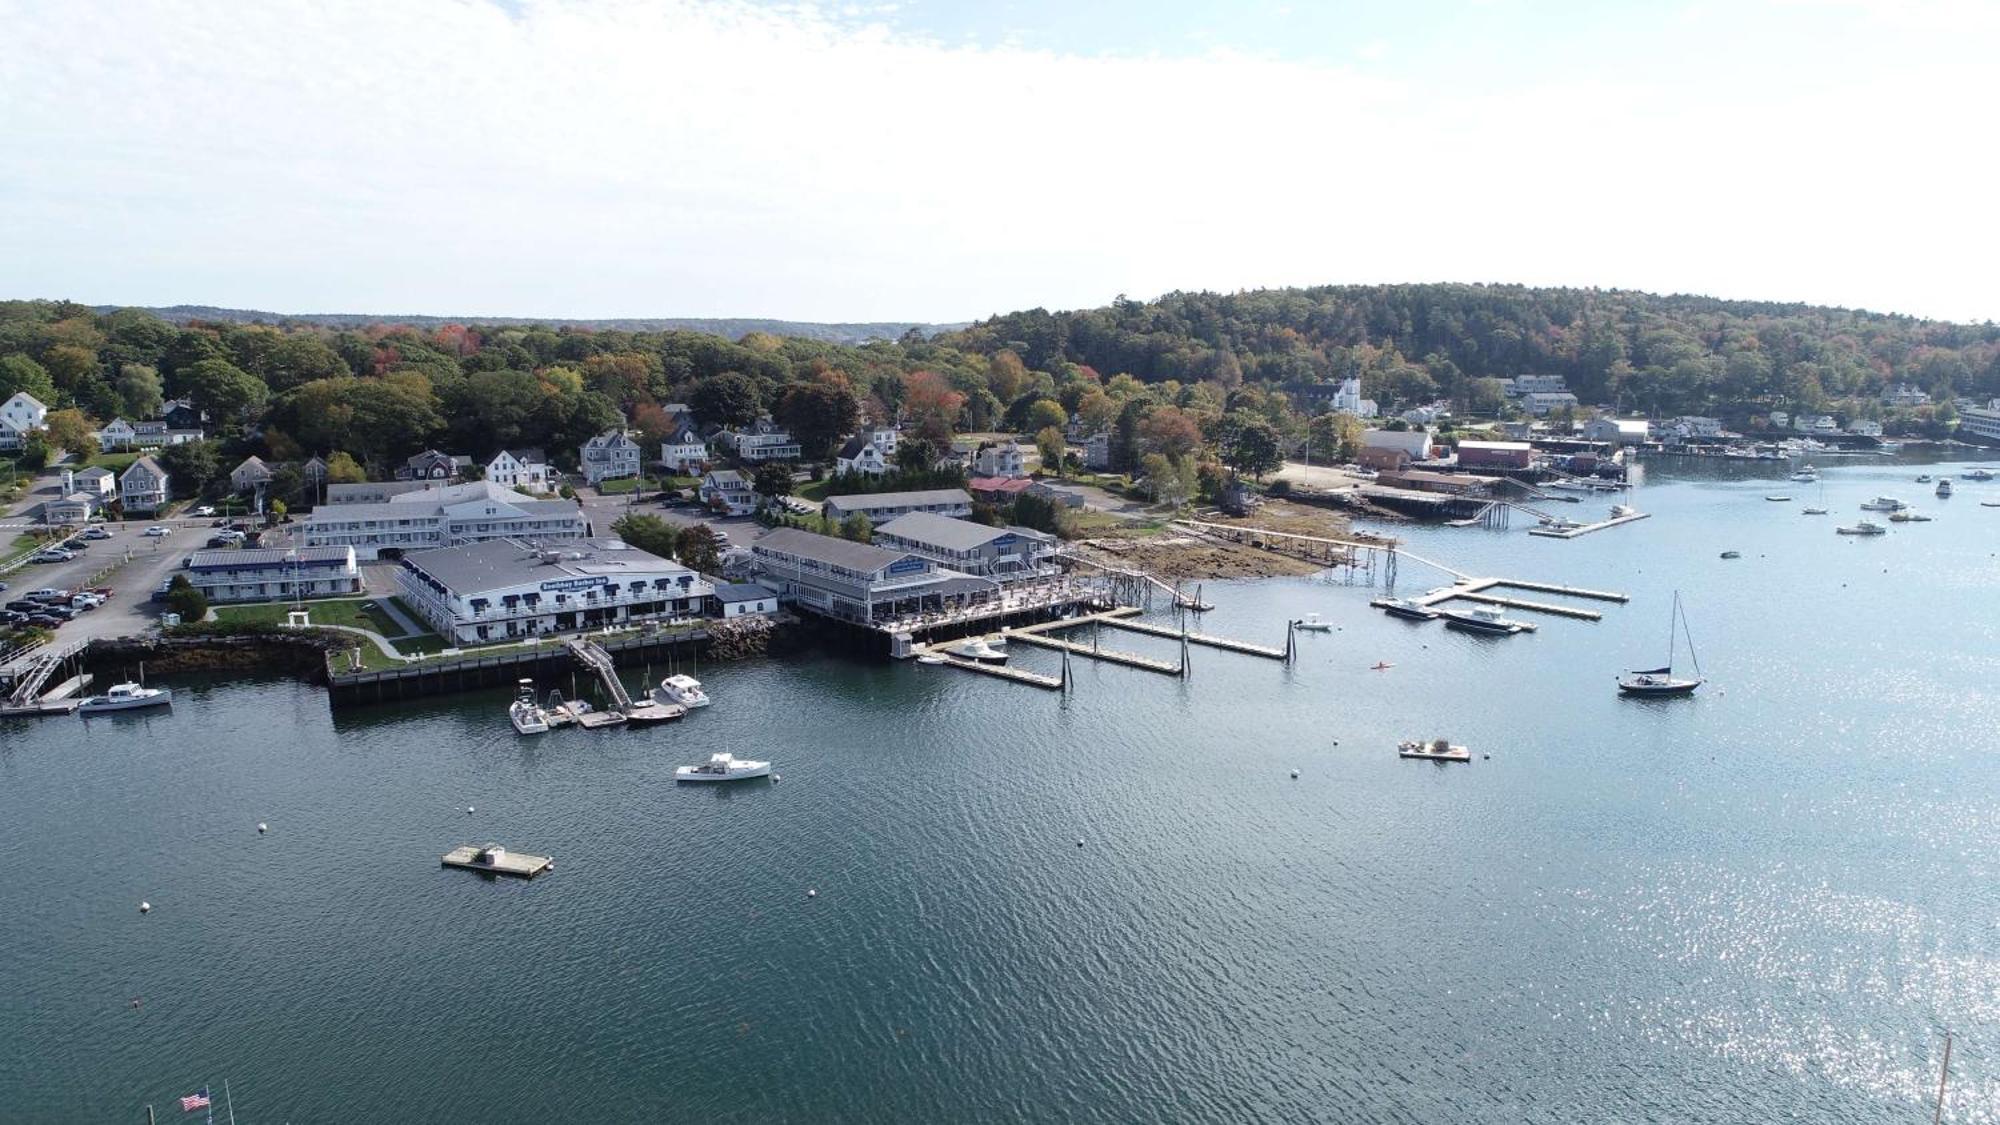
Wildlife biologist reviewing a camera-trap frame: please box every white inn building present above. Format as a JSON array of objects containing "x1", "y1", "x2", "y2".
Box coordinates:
[
  {"x1": 302, "y1": 480, "x2": 586, "y2": 560},
  {"x1": 396, "y1": 537, "x2": 713, "y2": 645},
  {"x1": 183, "y1": 546, "x2": 362, "y2": 604}
]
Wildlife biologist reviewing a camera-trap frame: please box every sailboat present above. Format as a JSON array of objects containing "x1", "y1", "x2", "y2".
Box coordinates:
[
  {"x1": 1802, "y1": 477, "x2": 1828, "y2": 516},
  {"x1": 1617, "y1": 592, "x2": 1705, "y2": 697}
]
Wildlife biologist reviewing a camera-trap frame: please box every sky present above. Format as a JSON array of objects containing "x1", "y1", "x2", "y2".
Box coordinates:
[{"x1": 2, "y1": 0, "x2": 1997, "y2": 324}]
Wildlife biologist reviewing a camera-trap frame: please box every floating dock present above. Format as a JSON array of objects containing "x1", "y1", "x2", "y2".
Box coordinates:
[
  {"x1": 1527, "y1": 510, "x2": 1651, "y2": 538},
  {"x1": 442, "y1": 844, "x2": 553, "y2": 879},
  {"x1": 1384, "y1": 577, "x2": 1627, "y2": 627},
  {"x1": 621, "y1": 700, "x2": 685, "y2": 725},
  {"x1": 920, "y1": 652, "x2": 1064, "y2": 690},
  {"x1": 1096, "y1": 617, "x2": 1288, "y2": 660},
  {"x1": 1398, "y1": 741, "x2": 1472, "y2": 763},
  {"x1": 1007, "y1": 631, "x2": 1181, "y2": 675}
]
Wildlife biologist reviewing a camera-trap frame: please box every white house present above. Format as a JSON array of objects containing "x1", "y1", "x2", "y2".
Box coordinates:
[
  {"x1": 1506, "y1": 375, "x2": 1570, "y2": 396},
  {"x1": 301, "y1": 480, "x2": 587, "y2": 560},
  {"x1": 1667, "y1": 416, "x2": 1723, "y2": 440},
  {"x1": 580, "y1": 430, "x2": 643, "y2": 484},
  {"x1": 183, "y1": 546, "x2": 363, "y2": 604},
  {"x1": 1882, "y1": 384, "x2": 1930, "y2": 407},
  {"x1": 699, "y1": 469, "x2": 757, "y2": 516},
  {"x1": 1582, "y1": 417, "x2": 1651, "y2": 445},
  {"x1": 396, "y1": 537, "x2": 712, "y2": 646},
  {"x1": 0, "y1": 391, "x2": 48, "y2": 450},
  {"x1": 835, "y1": 434, "x2": 891, "y2": 476},
  {"x1": 722, "y1": 419, "x2": 801, "y2": 462},
  {"x1": 1848, "y1": 419, "x2": 1884, "y2": 438},
  {"x1": 63, "y1": 465, "x2": 117, "y2": 499},
  {"x1": 1331, "y1": 377, "x2": 1379, "y2": 418},
  {"x1": 657, "y1": 422, "x2": 708, "y2": 474},
  {"x1": 1084, "y1": 432, "x2": 1112, "y2": 470},
  {"x1": 42, "y1": 492, "x2": 95, "y2": 525},
  {"x1": 230, "y1": 455, "x2": 274, "y2": 493},
  {"x1": 1519, "y1": 391, "x2": 1580, "y2": 416},
  {"x1": 119, "y1": 455, "x2": 171, "y2": 513},
  {"x1": 484, "y1": 448, "x2": 552, "y2": 493},
  {"x1": 711, "y1": 581, "x2": 778, "y2": 617},
  {"x1": 98, "y1": 418, "x2": 138, "y2": 452},
  {"x1": 972, "y1": 441, "x2": 1026, "y2": 478}
]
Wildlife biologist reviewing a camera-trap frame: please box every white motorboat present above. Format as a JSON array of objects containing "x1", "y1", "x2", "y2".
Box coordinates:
[
  {"x1": 509, "y1": 679, "x2": 549, "y2": 734},
  {"x1": 1539, "y1": 515, "x2": 1583, "y2": 531},
  {"x1": 675, "y1": 752, "x2": 771, "y2": 782},
  {"x1": 1802, "y1": 506, "x2": 1828, "y2": 515},
  {"x1": 952, "y1": 637, "x2": 1009, "y2": 664},
  {"x1": 652, "y1": 673, "x2": 711, "y2": 708},
  {"x1": 1935, "y1": 479, "x2": 1952, "y2": 498},
  {"x1": 1398, "y1": 739, "x2": 1471, "y2": 762},
  {"x1": 1439, "y1": 604, "x2": 1528, "y2": 636},
  {"x1": 1963, "y1": 468, "x2": 1995, "y2": 481},
  {"x1": 78, "y1": 682, "x2": 172, "y2": 713},
  {"x1": 1789, "y1": 466, "x2": 1818, "y2": 482},
  {"x1": 1764, "y1": 494, "x2": 1792, "y2": 502},
  {"x1": 1837, "y1": 520, "x2": 1886, "y2": 536},
  {"x1": 1888, "y1": 510, "x2": 1931, "y2": 523},
  {"x1": 1295, "y1": 613, "x2": 1332, "y2": 632},
  {"x1": 1859, "y1": 496, "x2": 1907, "y2": 512},
  {"x1": 1377, "y1": 597, "x2": 1439, "y2": 621},
  {"x1": 1916, "y1": 474, "x2": 1933, "y2": 483}
]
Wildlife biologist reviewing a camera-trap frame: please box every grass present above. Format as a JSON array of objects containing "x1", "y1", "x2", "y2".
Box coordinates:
[
  {"x1": 212, "y1": 597, "x2": 406, "y2": 636},
  {"x1": 594, "y1": 475, "x2": 669, "y2": 495},
  {"x1": 795, "y1": 478, "x2": 832, "y2": 502},
  {"x1": 89, "y1": 451, "x2": 139, "y2": 472}
]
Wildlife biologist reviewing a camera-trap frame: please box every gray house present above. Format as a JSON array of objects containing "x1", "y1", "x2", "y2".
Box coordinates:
[
  {"x1": 580, "y1": 430, "x2": 643, "y2": 485},
  {"x1": 120, "y1": 455, "x2": 170, "y2": 513}
]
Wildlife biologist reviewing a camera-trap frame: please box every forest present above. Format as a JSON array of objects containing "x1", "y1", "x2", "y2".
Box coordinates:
[{"x1": 0, "y1": 283, "x2": 1992, "y2": 503}]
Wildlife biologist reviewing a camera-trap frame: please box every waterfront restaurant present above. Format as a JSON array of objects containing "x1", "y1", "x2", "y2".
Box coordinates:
[
  {"x1": 182, "y1": 546, "x2": 362, "y2": 604},
  {"x1": 396, "y1": 537, "x2": 712, "y2": 645},
  {"x1": 750, "y1": 527, "x2": 997, "y2": 628},
  {"x1": 872, "y1": 512, "x2": 1058, "y2": 581}
]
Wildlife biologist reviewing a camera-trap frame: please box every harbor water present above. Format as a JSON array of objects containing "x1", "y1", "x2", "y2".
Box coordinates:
[{"x1": 2, "y1": 456, "x2": 1996, "y2": 1122}]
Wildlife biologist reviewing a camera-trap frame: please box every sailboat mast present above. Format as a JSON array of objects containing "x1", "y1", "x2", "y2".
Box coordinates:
[
  {"x1": 1665, "y1": 591, "x2": 1679, "y2": 670},
  {"x1": 1933, "y1": 1031, "x2": 1952, "y2": 1124}
]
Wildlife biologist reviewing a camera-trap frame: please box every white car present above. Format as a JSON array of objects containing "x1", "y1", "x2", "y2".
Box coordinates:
[
  {"x1": 144, "y1": 525, "x2": 170, "y2": 537},
  {"x1": 191, "y1": 505, "x2": 216, "y2": 517}
]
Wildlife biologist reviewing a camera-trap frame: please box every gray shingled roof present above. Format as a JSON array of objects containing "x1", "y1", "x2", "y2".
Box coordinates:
[
  {"x1": 188, "y1": 546, "x2": 354, "y2": 570},
  {"x1": 874, "y1": 511, "x2": 1023, "y2": 552},
  {"x1": 712, "y1": 581, "x2": 774, "y2": 602},
  {"x1": 753, "y1": 527, "x2": 918, "y2": 573},
  {"x1": 824, "y1": 488, "x2": 971, "y2": 510},
  {"x1": 402, "y1": 537, "x2": 683, "y2": 594}
]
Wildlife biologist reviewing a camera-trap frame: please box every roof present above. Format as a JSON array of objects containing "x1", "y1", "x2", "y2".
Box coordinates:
[
  {"x1": 1456, "y1": 440, "x2": 1530, "y2": 452},
  {"x1": 73, "y1": 466, "x2": 115, "y2": 481},
  {"x1": 402, "y1": 537, "x2": 691, "y2": 595},
  {"x1": 753, "y1": 527, "x2": 919, "y2": 574},
  {"x1": 836, "y1": 435, "x2": 874, "y2": 460},
  {"x1": 664, "y1": 423, "x2": 704, "y2": 444},
  {"x1": 704, "y1": 469, "x2": 747, "y2": 486},
  {"x1": 824, "y1": 488, "x2": 972, "y2": 511},
  {"x1": 123, "y1": 455, "x2": 166, "y2": 480},
  {"x1": 188, "y1": 546, "x2": 354, "y2": 570},
  {"x1": 491, "y1": 447, "x2": 548, "y2": 466},
  {"x1": 969, "y1": 476, "x2": 1033, "y2": 494},
  {"x1": 876, "y1": 511, "x2": 1043, "y2": 552},
  {"x1": 712, "y1": 581, "x2": 775, "y2": 603},
  {"x1": 234, "y1": 455, "x2": 271, "y2": 473}
]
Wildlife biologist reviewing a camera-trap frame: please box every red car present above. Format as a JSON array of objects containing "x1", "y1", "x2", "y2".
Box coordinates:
[{"x1": 90, "y1": 587, "x2": 115, "y2": 598}]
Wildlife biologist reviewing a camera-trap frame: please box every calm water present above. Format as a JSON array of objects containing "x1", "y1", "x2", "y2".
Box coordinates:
[{"x1": 3, "y1": 456, "x2": 1997, "y2": 1123}]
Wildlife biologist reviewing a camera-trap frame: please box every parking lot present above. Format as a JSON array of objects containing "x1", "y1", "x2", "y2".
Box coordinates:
[{"x1": 0, "y1": 519, "x2": 232, "y2": 645}]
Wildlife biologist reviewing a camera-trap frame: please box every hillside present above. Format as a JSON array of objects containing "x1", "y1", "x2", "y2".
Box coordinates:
[{"x1": 105, "y1": 304, "x2": 956, "y2": 345}]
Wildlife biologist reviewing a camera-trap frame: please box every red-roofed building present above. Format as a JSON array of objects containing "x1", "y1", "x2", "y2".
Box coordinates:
[{"x1": 969, "y1": 476, "x2": 1034, "y2": 503}]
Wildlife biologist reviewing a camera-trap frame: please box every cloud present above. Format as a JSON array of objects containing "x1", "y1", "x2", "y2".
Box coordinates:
[{"x1": 0, "y1": 0, "x2": 1995, "y2": 322}]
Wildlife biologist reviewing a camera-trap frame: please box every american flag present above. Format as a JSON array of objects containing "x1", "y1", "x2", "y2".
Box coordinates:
[{"x1": 180, "y1": 1087, "x2": 210, "y2": 1112}]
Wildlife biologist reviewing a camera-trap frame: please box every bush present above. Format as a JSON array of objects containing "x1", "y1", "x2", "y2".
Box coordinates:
[
  {"x1": 165, "y1": 584, "x2": 209, "y2": 622},
  {"x1": 1266, "y1": 479, "x2": 1293, "y2": 498}
]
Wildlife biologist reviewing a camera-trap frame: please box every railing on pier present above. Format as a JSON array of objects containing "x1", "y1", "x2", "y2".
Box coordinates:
[{"x1": 564, "y1": 639, "x2": 635, "y2": 710}]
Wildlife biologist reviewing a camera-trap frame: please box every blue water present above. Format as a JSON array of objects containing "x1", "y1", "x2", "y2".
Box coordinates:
[{"x1": 2, "y1": 456, "x2": 1995, "y2": 1122}]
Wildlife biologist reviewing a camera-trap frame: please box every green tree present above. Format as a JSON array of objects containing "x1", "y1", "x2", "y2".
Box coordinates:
[
  {"x1": 166, "y1": 582, "x2": 209, "y2": 622},
  {"x1": 158, "y1": 440, "x2": 220, "y2": 497},
  {"x1": 676, "y1": 524, "x2": 723, "y2": 574},
  {"x1": 775, "y1": 379, "x2": 858, "y2": 460},
  {"x1": 115, "y1": 363, "x2": 165, "y2": 419},
  {"x1": 324, "y1": 451, "x2": 366, "y2": 483},
  {"x1": 751, "y1": 461, "x2": 794, "y2": 503},
  {"x1": 894, "y1": 436, "x2": 939, "y2": 474},
  {"x1": 1033, "y1": 425, "x2": 1067, "y2": 474},
  {"x1": 1224, "y1": 418, "x2": 1282, "y2": 478},
  {"x1": 0, "y1": 354, "x2": 57, "y2": 403},
  {"x1": 40, "y1": 408, "x2": 93, "y2": 458},
  {"x1": 690, "y1": 373, "x2": 762, "y2": 429},
  {"x1": 1025, "y1": 397, "x2": 1068, "y2": 433},
  {"x1": 43, "y1": 344, "x2": 98, "y2": 396},
  {"x1": 611, "y1": 513, "x2": 681, "y2": 559},
  {"x1": 180, "y1": 358, "x2": 269, "y2": 421},
  {"x1": 837, "y1": 512, "x2": 873, "y2": 542},
  {"x1": 18, "y1": 432, "x2": 49, "y2": 469}
]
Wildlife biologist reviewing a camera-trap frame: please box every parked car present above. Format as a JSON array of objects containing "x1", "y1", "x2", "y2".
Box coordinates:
[
  {"x1": 5, "y1": 600, "x2": 39, "y2": 613},
  {"x1": 71, "y1": 593, "x2": 104, "y2": 609},
  {"x1": 30, "y1": 550, "x2": 73, "y2": 563},
  {"x1": 216, "y1": 529, "x2": 247, "y2": 543},
  {"x1": 26, "y1": 589, "x2": 66, "y2": 600},
  {"x1": 90, "y1": 587, "x2": 114, "y2": 598},
  {"x1": 0, "y1": 581, "x2": 8, "y2": 592},
  {"x1": 81, "y1": 527, "x2": 113, "y2": 540},
  {"x1": 144, "y1": 525, "x2": 170, "y2": 536},
  {"x1": 42, "y1": 605, "x2": 76, "y2": 620},
  {"x1": 192, "y1": 505, "x2": 216, "y2": 517},
  {"x1": 26, "y1": 614, "x2": 62, "y2": 628}
]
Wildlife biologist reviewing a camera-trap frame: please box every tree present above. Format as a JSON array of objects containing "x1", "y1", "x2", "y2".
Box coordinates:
[
  {"x1": 116, "y1": 363, "x2": 165, "y2": 419},
  {"x1": 895, "y1": 436, "x2": 938, "y2": 474},
  {"x1": 1137, "y1": 405, "x2": 1202, "y2": 460},
  {"x1": 43, "y1": 344, "x2": 98, "y2": 396},
  {"x1": 676, "y1": 524, "x2": 722, "y2": 574},
  {"x1": 158, "y1": 440, "x2": 220, "y2": 497},
  {"x1": 611, "y1": 513, "x2": 680, "y2": 559},
  {"x1": 180, "y1": 358, "x2": 268, "y2": 421},
  {"x1": 1224, "y1": 418, "x2": 1282, "y2": 478},
  {"x1": 1025, "y1": 398, "x2": 1068, "y2": 434},
  {"x1": 1011, "y1": 492, "x2": 1066, "y2": 536},
  {"x1": 837, "y1": 512, "x2": 873, "y2": 542},
  {"x1": 324, "y1": 451, "x2": 366, "y2": 483},
  {"x1": 901, "y1": 371, "x2": 965, "y2": 445},
  {"x1": 42, "y1": 408, "x2": 93, "y2": 458},
  {"x1": 18, "y1": 432, "x2": 49, "y2": 470},
  {"x1": 0, "y1": 354, "x2": 57, "y2": 403},
  {"x1": 269, "y1": 499, "x2": 288, "y2": 521},
  {"x1": 775, "y1": 378, "x2": 858, "y2": 460},
  {"x1": 165, "y1": 580, "x2": 208, "y2": 622},
  {"x1": 690, "y1": 373, "x2": 762, "y2": 429},
  {"x1": 1033, "y1": 426, "x2": 1067, "y2": 474},
  {"x1": 751, "y1": 461, "x2": 793, "y2": 503}
]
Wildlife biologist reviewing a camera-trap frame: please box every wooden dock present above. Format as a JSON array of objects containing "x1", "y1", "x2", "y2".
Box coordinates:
[
  {"x1": 575, "y1": 709, "x2": 628, "y2": 729},
  {"x1": 1450, "y1": 591, "x2": 1602, "y2": 621},
  {"x1": 0, "y1": 672, "x2": 91, "y2": 718},
  {"x1": 442, "y1": 844, "x2": 553, "y2": 878},
  {"x1": 1391, "y1": 576, "x2": 1627, "y2": 626},
  {"x1": 1398, "y1": 741, "x2": 1472, "y2": 763},
  {"x1": 922, "y1": 652, "x2": 1064, "y2": 689},
  {"x1": 621, "y1": 700, "x2": 685, "y2": 725},
  {"x1": 1007, "y1": 631, "x2": 1181, "y2": 675},
  {"x1": 1527, "y1": 511, "x2": 1651, "y2": 538},
  {"x1": 1095, "y1": 618, "x2": 1288, "y2": 660}
]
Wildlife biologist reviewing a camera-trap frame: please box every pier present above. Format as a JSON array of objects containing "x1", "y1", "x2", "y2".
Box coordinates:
[
  {"x1": 913, "y1": 604, "x2": 1296, "y2": 692},
  {"x1": 325, "y1": 626, "x2": 708, "y2": 709},
  {"x1": 1377, "y1": 576, "x2": 1629, "y2": 626},
  {"x1": 442, "y1": 844, "x2": 553, "y2": 879},
  {"x1": 1007, "y1": 631, "x2": 1182, "y2": 675},
  {"x1": 1526, "y1": 510, "x2": 1651, "y2": 538},
  {"x1": 0, "y1": 640, "x2": 92, "y2": 718},
  {"x1": 1097, "y1": 618, "x2": 1288, "y2": 659}
]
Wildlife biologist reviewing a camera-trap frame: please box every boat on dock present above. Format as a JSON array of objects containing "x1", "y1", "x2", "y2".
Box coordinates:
[
  {"x1": 1438, "y1": 604, "x2": 1528, "y2": 636},
  {"x1": 1936, "y1": 479, "x2": 1952, "y2": 498},
  {"x1": 1377, "y1": 597, "x2": 1440, "y2": 621},
  {"x1": 651, "y1": 673, "x2": 711, "y2": 708},
  {"x1": 1837, "y1": 520, "x2": 1887, "y2": 536},
  {"x1": 509, "y1": 679, "x2": 549, "y2": 734},
  {"x1": 951, "y1": 637, "x2": 1009, "y2": 664},
  {"x1": 1398, "y1": 739, "x2": 1471, "y2": 763},
  {"x1": 1295, "y1": 613, "x2": 1332, "y2": 632},
  {"x1": 1609, "y1": 504, "x2": 1637, "y2": 518},
  {"x1": 675, "y1": 752, "x2": 771, "y2": 782},
  {"x1": 77, "y1": 681, "x2": 172, "y2": 713},
  {"x1": 1860, "y1": 495, "x2": 1907, "y2": 512},
  {"x1": 1618, "y1": 591, "x2": 1704, "y2": 697}
]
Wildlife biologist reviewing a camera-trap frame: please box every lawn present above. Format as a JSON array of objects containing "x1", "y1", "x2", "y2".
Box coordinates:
[
  {"x1": 795, "y1": 477, "x2": 832, "y2": 502},
  {"x1": 595, "y1": 475, "x2": 665, "y2": 495},
  {"x1": 213, "y1": 597, "x2": 406, "y2": 636},
  {"x1": 89, "y1": 451, "x2": 139, "y2": 472}
]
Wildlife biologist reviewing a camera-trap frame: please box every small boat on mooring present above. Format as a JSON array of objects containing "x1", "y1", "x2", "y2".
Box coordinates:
[
  {"x1": 1764, "y1": 494, "x2": 1792, "y2": 502},
  {"x1": 1438, "y1": 604, "x2": 1528, "y2": 636},
  {"x1": 675, "y1": 752, "x2": 771, "y2": 783},
  {"x1": 1617, "y1": 592, "x2": 1704, "y2": 697},
  {"x1": 1837, "y1": 520, "x2": 1887, "y2": 536},
  {"x1": 78, "y1": 681, "x2": 173, "y2": 714},
  {"x1": 1916, "y1": 474, "x2": 1933, "y2": 483},
  {"x1": 1295, "y1": 613, "x2": 1332, "y2": 633},
  {"x1": 1888, "y1": 510, "x2": 1932, "y2": 523},
  {"x1": 1377, "y1": 597, "x2": 1439, "y2": 621},
  {"x1": 1789, "y1": 466, "x2": 1819, "y2": 482},
  {"x1": 652, "y1": 673, "x2": 711, "y2": 708},
  {"x1": 1860, "y1": 495, "x2": 1907, "y2": 512},
  {"x1": 1719, "y1": 550, "x2": 1741, "y2": 559},
  {"x1": 1963, "y1": 468, "x2": 1995, "y2": 481},
  {"x1": 509, "y1": 679, "x2": 549, "y2": 734},
  {"x1": 1936, "y1": 479, "x2": 1953, "y2": 498},
  {"x1": 1802, "y1": 506, "x2": 1828, "y2": 515}
]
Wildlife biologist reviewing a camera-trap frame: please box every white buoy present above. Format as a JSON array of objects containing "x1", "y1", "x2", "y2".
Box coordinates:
[
  {"x1": 1076, "y1": 837, "x2": 1085, "y2": 847},
  {"x1": 139, "y1": 901, "x2": 150, "y2": 914},
  {"x1": 1290, "y1": 770, "x2": 1300, "y2": 779},
  {"x1": 256, "y1": 822, "x2": 267, "y2": 834},
  {"x1": 772, "y1": 774, "x2": 782, "y2": 782},
  {"x1": 466, "y1": 806, "x2": 475, "y2": 815},
  {"x1": 807, "y1": 888, "x2": 818, "y2": 898}
]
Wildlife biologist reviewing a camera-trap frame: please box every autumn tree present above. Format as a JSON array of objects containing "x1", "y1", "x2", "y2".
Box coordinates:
[
  {"x1": 676, "y1": 524, "x2": 723, "y2": 574},
  {"x1": 42, "y1": 408, "x2": 94, "y2": 458},
  {"x1": 1025, "y1": 398, "x2": 1067, "y2": 434},
  {"x1": 324, "y1": 451, "x2": 366, "y2": 483},
  {"x1": 1034, "y1": 426, "x2": 1067, "y2": 475},
  {"x1": 901, "y1": 371, "x2": 964, "y2": 446},
  {"x1": 1137, "y1": 405, "x2": 1202, "y2": 460}
]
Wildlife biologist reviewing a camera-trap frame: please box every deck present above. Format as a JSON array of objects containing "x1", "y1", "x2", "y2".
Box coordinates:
[
  {"x1": 1526, "y1": 511, "x2": 1651, "y2": 538},
  {"x1": 1398, "y1": 742, "x2": 1472, "y2": 763},
  {"x1": 442, "y1": 845, "x2": 554, "y2": 878}
]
